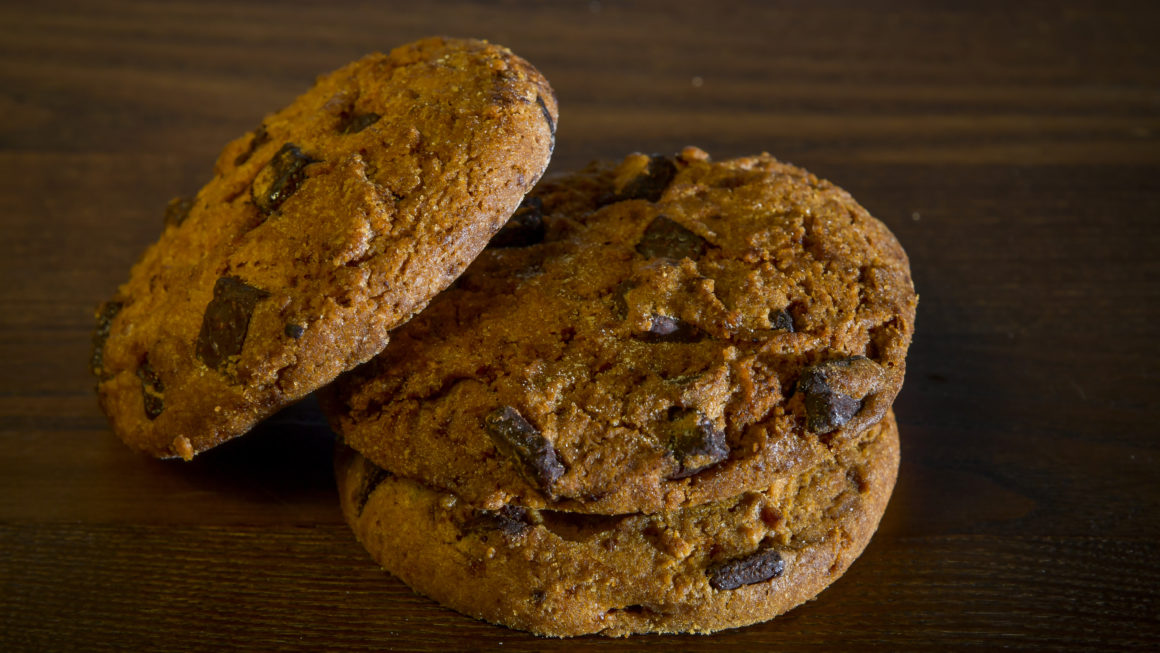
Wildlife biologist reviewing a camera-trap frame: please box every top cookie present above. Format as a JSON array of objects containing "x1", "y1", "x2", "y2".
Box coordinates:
[
  {"x1": 325, "y1": 148, "x2": 916, "y2": 515},
  {"x1": 92, "y1": 37, "x2": 558, "y2": 459}
]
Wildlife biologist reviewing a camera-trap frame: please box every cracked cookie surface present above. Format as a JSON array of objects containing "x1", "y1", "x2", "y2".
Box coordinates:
[
  {"x1": 336, "y1": 410, "x2": 899, "y2": 637},
  {"x1": 93, "y1": 37, "x2": 557, "y2": 458},
  {"x1": 325, "y1": 148, "x2": 916, "y2": 514}
]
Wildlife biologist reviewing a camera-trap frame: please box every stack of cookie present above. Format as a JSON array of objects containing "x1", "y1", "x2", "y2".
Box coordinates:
[
  {"x1": 326, "y1": 148, "x2": 917, "y2": 635},
  {"x1": 93, "y1": 37, "x2": 916, "y2": 637}
]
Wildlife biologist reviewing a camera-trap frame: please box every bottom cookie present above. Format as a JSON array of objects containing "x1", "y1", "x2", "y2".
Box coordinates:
[{"x1": 336, "y1": 411, "x2": 899, "y2": 637}]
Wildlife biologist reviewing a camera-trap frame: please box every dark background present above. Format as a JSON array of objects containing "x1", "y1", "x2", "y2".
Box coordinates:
[{"x1": 2, "y1": 1, "x2": 1157, "y2": 650}]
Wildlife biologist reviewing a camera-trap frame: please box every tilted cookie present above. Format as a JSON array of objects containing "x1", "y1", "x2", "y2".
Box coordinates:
[
  {"x1": 337, "y1": 410, "x2": 899, "y2": 636},
  {"x1": 92, "y1": 37, "x2": 557, "y2": 459},
  {"x1": 325, "y1": 148, "x2": 916, "y2": 514}
]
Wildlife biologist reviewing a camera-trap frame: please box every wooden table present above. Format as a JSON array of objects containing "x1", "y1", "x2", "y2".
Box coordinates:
[{"x1": 3, "y1": 1, "x2": 1157, "y2": 649}]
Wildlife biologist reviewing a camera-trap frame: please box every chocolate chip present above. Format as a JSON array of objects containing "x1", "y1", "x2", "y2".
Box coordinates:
[
  {"x1": 770, "y1": 308, "x2": 795, "y2": 332},
  {"x1": 163, "y1": 196, "x2": 194, "y2": 228},
  {"x1": 136, "y1": 356, "x2": 164, "y2": 420},
  {"x1": 484, "y1": 406, "x2": 565, "y2": 493},
  {"x1": 355, "y1": 462, "x2": 391, "y2": 516},
  {"x1": 91, "y1": 301, "x2": 123, "y2": 377},
  {"x1": 638, "y1": 315, "x2": 706, "y2": 343},
  {"x1": 233, "y1": 125, "x2": 270, "y2": 166},
  {"x1": 284, "y1": 323, "x2": 305, "y2": 339},
  {"x1": 636, "y1": 215, "x2": 706, "y2": 260},
  {"x1": 251, "y1": 143, "x2": 317, "y2": 215},
  {"x1": 619, "y1": 155, "x2": 677, "y2": 202},
  {"x1": 707, "y1": 546, "x2": 785, "y2": 590},
  {"x1": 805, "y1": 389, "x2": 860, "y2": 434},
  {"x1": 535, "y1": 94, "x2": 556, "y2": 136},
  {"x1": 797, "y1": 357, "x2": 873, "y2": 434},
  {"x1": 488, "y1": 196, "x2": 545, "y2": 248},
  {"x1": 195, "y1": 276, "x2": 269, "y2": 372},
  {"x1": 337, "y1": 112, "x2": 381, "y2": 135},
  {"x1": 470, "y1": 505, "x2": 531, "y2": 538},
  {"x1": 666, "y1": 408, "x2": 728, "y2": 479},
  {"x1": 610, "y1": 281, "x2": 634, "y2": 320}
]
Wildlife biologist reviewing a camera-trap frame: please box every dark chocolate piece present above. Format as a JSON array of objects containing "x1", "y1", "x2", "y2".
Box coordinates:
[
  {"x1": 804, "y1": 390, "x2": 861, "y2": 434},
  {"x1": 708, "y1": 546, "x2": 785, "y2": 590},
  {"x1": 484, "y1": 406, "x2": 565, "y2": 493},
  {"x1": 635, "y1": 215, "x2": 706, "y2": 260},
  {"x1": 619, "y1": 155, "x2": 677, "y2": 203},
  {"x1": 638, "y1": 315, "x2": 706, "y2": 343},
  {"x1": 251, "y1": 143, "x2": 317, "y2": 215},
  {"x1": 91, "y1": 300, "x2": 123, "y2": 377},
  {"x1": 355, "y1": 462, "x2": 391, "y2": 516},
  {"x1": 666, "y1": 408, "x2": 729, "y2": 479},
  {"x1": 797, "y1": 357, "x2": 870, "y2": 433},
  {"x1": 489, "y1": 196, "x2": 545, "y2": 248},
  {"x1": 535, "y1": 94, "x2": 556, "y2": 136},
  {"x1": 233, "y1": 125, "x2": 270, "y2": 166},
  {"x1": 163, "y1": 196, "x2": 194, "y2": 228},
  {"x1": 337, "y1": 112, "x2": 381, "y2": 135},
  {"x1": 284, "y1": 323, "x2": 305, "y2": 339},
  {"x1": 136, "y1": 356, "x2": 164, "y2": 420},
  {"x1": 195, "y1": 276, "x2": 269, "y2": 372},
  {"x1": 470, "y1": 504, "x2": 532, "y2": 538},
  {"x1": 770, "y1": 308, "x2": 795, "y2": 332},
  {"x1": 610, "y1": 281, "x2": 634, "y2": 320}
]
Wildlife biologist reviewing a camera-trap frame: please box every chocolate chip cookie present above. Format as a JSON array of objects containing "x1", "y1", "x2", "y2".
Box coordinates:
[
  {"x1": 325, "y1": 148, "x2": 917, "y2": 514},
  {"x1": 92, "y1": 37, "x2": 558, "y2": 459},
  {"x1": 337, "y1": 410, "x2": 899, "y2": 636}
]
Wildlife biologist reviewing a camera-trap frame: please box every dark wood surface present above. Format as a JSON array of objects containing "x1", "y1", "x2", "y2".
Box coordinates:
[{"x1": 2, "y1": 1, "x2": 1158, "y2": 650}]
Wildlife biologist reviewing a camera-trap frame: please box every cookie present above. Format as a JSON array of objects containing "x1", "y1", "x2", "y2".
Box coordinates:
[
  {"x1": 337, "y1": 410, "x2": 899, "y2": 637},
  {"x1": 92, "y1": 37, "x2": 558, "y2": 459},
  {"x1": 324, "y1": 148, "x2": 917, "y2": 514}
]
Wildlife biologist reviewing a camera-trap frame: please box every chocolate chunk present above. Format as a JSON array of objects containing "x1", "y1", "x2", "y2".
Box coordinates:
[
  {"x1": 770, "y1": 308, "x2": 795, "y2": 332},
  {"x1": 708, "y1": 546, "x2": 785, "y2": 590},
  {"x1": 136, "y1": 356, "x2": 165, "y2": 420},
  {"x1": 251, "y1": 143, "x2": 317, "y2": 215},
  {"x1": 635, "y1": 215, "x2": 706, "y2": 260},
  {"x1": 470, "y1": 505, "x2": 531, "y2": 538},
  {"x1": 355, "y1": 462, "x2": 391, "y2": 516},
  {"x1": 484, "y1": 406, "x2": 565, "y2": 493},
  {"x1": 535, "y1": 94, "x2": 556, "y2": 136},
  {"x1": 638, "y1": 315, "x2": 706, "y2": 343},
  {"x1": 233, "y1": 125, "x2": 270, "y2": 166},
  {"x1": 284, "y1": 323, "x2": 305, "y2": 339},
  {"x1": 91, "y1": 300, "x2": 123, "y2": 377},
  {"x1": 610, "y1": 281, "x2": 634, "y2": 319},
  {"x1": 666, "y1": 408, "x2": 729, "y2": 479},
  {"x1": 804, "y1": 389, "x2": 860, "y2": 434},
  {"x1": 195, "y1": 276, "x2": 269, "y2": 372},
  {"x1": 489, "y1": 196, "x2": 545, "y2": 248},
  {"x1": 337, "y1": 112, "x2": 381, "y2": 135},
  {"x1": 619, "y1": 155, "x2": 677, "y2": 202},
  {"x1": 797, "y1": 357, "x2": 874, "y2": 434},
  {"x1": 163, "y1": 196, "x2": 194, "y2": 228}
]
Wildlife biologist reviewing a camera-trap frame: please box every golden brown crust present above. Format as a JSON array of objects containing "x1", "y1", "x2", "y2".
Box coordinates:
[
  {"x1": 337, "y1": 411, "x2": 899, "y2": 637},
  {"x1": 326, "y1": 148, "x2": 916, "y2": 513},
  {"x1": 93, "y1": 38, "x2": 557, "y2": 458}
]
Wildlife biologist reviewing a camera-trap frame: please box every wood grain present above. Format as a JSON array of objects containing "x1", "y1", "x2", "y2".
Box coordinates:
[{"x1": 1, "y1": 0, "x2": 1158, "y2": 649}]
